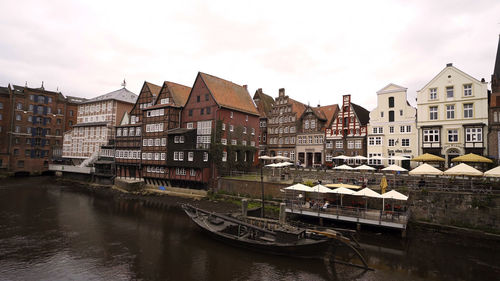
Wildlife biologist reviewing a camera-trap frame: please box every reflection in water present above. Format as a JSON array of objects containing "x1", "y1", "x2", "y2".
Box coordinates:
[{"x1": 0, "y1": 177, "x2": 497, "y2": 281}]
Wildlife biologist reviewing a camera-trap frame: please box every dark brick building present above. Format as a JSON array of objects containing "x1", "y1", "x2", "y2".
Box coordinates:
[
  {"x1": 180, "y1": 72, "x2": 260, "y2": 184},
  {"x1": 0, "y1": 84, "x2": 84, "y2": 174}
]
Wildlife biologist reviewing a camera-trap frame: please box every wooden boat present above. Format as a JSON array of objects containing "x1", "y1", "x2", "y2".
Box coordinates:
[{"x1": 182, "y1": 204, "x2": 333, "y2": 258}]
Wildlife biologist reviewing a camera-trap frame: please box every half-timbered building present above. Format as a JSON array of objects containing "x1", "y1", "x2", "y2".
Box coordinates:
[
  {"x1": 141, "y1": 81, "x2": 191, "y2": 185},
  {"x1": 325, "y1": 95, "x2": 369, "y2": 165},
  {"x1": 115, "y1": 82, "x2": 160, "y2": 178}
]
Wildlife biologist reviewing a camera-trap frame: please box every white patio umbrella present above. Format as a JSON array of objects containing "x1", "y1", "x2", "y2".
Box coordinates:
[
  {"x1": 311, "y1": 184, "x2": 336, "y2": 193},
  {"x1": 284, "y1": 183, "x2": 311, "y2": 192},
  {"x1": 382, "y1": 164, "x2": 408, "y2": 189},
  {"x1": 443, "y1": 163, "x2": 483, "y2": 176},
  {"x1": 274, "y1": 155, "x2": 290, "y2": 161},
  {"x1": 409, "y1": 163, "x2": 443, "y2": 175},
  {"x1": 381, "y1": 189, "x2": 408, "y2": 212},
  {"x1": 483, "y1": 166, "x2": 500, "y2": 178},
  {"x1": 354, "y1": 187, "x2": 382, "y2": 210},
  {"x1": 258, "y1": 155, "x2": 274, "y2": 160},
  {"x1": 388, "y1": 156, "x2": 410, "y2": 161},
  {"x1": 333, "y1": 155, "x2": 350, "y2": 160},
  {"x1": 334, "y1": 164, "x2": 354, "y2": 170},
  {"x1": 382, "y1": 164, "x2": 408, "y2": 172},
  {"x1": 354, "y1": 164, "x2": 376, "y2": 171},
  {"x1": 330, "y1": 186, "x2": 355, "y2": 206}
]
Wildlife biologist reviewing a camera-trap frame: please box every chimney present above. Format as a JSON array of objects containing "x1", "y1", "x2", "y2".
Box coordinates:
[
  {"x1": 481, "y1": 78, "x2": 486, "y2": 83},
  {"x1": 243, "y1": 85, "x2": 247, "y2": 90},
  {"x1": 279, "y1": 88, "x2": 285, "y2": 96},
  {"x1": 446, "y1": 63, "x2": 453, "y2": 67}
]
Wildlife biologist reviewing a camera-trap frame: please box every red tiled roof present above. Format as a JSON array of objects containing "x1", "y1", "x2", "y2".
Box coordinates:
[
  {"x1": 316, "y1": 104, "x2": 339, "y2": 128},
  {"x1": 289, "y1": 98, "x2": 306, "y2": 118},
  {"x1": 145, "y1": 82, "x2": 162, "y2": 97},
  {"x1": 164, "y1": 81, "x2": 191, "y2": 106},
  {"x1": 199, "y1": 72, "x2": 259, "y2": 116}
]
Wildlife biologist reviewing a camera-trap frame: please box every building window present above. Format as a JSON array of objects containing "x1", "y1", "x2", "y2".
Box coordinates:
[
  {"x1": 429, "y1": 106, "x2": 438, "y2": 120},
  {"x1": 196, "y1": 95, "x2": 200, "y2": 102},
  {"x1": 446, "y1": 105, "x2": 455, "y2": 119},
  {"x1": 189, "y1": 109, "x2": 193, "y2": 116},
  {"x1": 388, "y1": 97, "x2": 394, "y2": 108},
  {"x1": 221, "y1": 138, "x2": 227, "y2": 145},
  {"x1": 388, "y1": 139, "x2": 395, "y2": 147},
  {"x1": 368, "y1": 137, "x2": 382, "y2": 146},
  {"x1": 222, "y1": 151, "x2": 227, "y2": 162},
  {"x1": 423, "y1": 129, "x2": 440, "y2": 142},
  {"x1": 389, "y1": 126, "x2": 394, "y2": 133},
  {"x1": 16, "y1": 114, "x2": 21, "y2": 121},
  {"x1": 355, "y1": 140, "x2": 362, "y2": 149},
  {"x1": 380, "y1": 111, "x2": 384, "y2": 118},
  {"x1": 448, "y1": 129, "x2": 458, "y2": 142},
  {"x1": 401, "y1": 139, "x2": 410, "y2": 147},
  {"x1": 243, "y1": 127, "x2": 247, "y2": 134},
  {"x1": 464, "y1": 103, "x2": 473, "y2": 118},
  {"x1": 465, "y1": 128, "x2": 482, "y2": 142},
  {"x1": 229, "y1": 125, "x2": 234, "y2": 132},
  {"x1": 188, "y1": 152, "x2": 194, "y2": 161},
  {"x1": 190, "y1": 169, "x2": 196, "y2": 177},
  {"x1": 336, "y1": 141, "x2": 343, "y2": 149},
  {"x1": 203, "y1": 152, "x2": 208, "y2": 162},
  {"x1": 200, "y1": 108, "x2": 204, "y2": 115},
  {"x1": 388, "y1": 111, "x2": 394, "y2": 122},
  {"x1": 231, "y1": 139, "x2": 237, "y2": 145},
  {"x1": 179, "y1": 152, "x2": 184, "y2": 161},
  {"x1": 430, "y1": 88, "x2": 437, "y2": 100},
  {"x1": 251, "y1": 128, "x2": 255, "y2": 135},
  {"x1": 230, "y1": 112, "x2": 233, "y2": 119},
  {"x1": 176, "y1": 168, "x2": 186, "y2": 175},
  {"x1": 174, "y1": 151, "x2": 179, "y2": 161},
  {"x1": 205, "y1": 93, "x2": 209, "y2": 101},
  {"x1": 446, "y1": 86, "x2": 454, "y2": 98},
  {"x1": 464, "y1": 84, "x2": 472, "y2": 96},
  {"x1": 347, "y1": 141, "x2": 354, "y2": 149},
  {"x1": 187, "y1": 122, "x2": 194, "y2": 129}
]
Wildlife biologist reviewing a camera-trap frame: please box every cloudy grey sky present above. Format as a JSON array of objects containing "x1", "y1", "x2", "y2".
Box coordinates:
[{"x1": 0, "y1": 0, "x2": 499, "y2": 110}]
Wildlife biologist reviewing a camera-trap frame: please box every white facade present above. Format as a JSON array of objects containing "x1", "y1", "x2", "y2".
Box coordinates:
[
  {"x1": 416, "y1": 63, "x2": 489, "y2": 167},
  {"x1": 368, "y1": 84, "x2": 417, "y2": 169}
]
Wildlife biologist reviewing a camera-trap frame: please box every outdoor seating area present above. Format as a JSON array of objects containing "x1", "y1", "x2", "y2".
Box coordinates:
[{"x1": 283, "y1": 183, "x2": 410, "y2": 229}]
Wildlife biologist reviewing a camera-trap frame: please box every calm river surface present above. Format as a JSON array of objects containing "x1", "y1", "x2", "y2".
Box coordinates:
[{"x1": 0, "y1": 177, "x2": 498, "y2": 281}]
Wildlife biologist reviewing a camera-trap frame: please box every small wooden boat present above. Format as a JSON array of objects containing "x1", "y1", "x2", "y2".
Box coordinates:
[{"x1": 182, "y1": 204, "x2": 333, "y2": 258}]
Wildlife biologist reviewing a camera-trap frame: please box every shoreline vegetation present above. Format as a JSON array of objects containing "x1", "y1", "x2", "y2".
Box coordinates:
[{"x1": 55, "y1": 177, "x2": 500, "y2": 239}]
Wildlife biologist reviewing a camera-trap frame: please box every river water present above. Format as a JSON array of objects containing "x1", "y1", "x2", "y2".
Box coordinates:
[{"x1": 0, "y1": 177, "x2": 498, "y2": 281}]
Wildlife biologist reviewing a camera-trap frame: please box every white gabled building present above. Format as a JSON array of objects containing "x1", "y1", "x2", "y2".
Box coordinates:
[
  {"x1": 367, "y1": 84, "x2": 418, "y2": 169},
  {"x1": 416, "y1": 63, "x2": 489, "y2": 167}
]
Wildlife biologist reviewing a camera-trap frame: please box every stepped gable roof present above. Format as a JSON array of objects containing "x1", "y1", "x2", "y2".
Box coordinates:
[
  {"x1": 253, "y1": 89, "x2": 275, "y2": 117},
  {"x1": 351, "y1": 103, "x2": 370, "y2": 126},
  {"x1": 199, "y1": 72, "x2": 259, "y2": 116},
  {"x1": 164, "y1": 81, "x2": 191, "y2": 106},
  {"x1": 85, "y1": 87, "x2": 137, "y2": 104}
]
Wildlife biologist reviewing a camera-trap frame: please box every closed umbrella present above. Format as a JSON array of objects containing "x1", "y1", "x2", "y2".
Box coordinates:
[{"x1": 380, "y1": 176, "x2": 388, "y2": 194}]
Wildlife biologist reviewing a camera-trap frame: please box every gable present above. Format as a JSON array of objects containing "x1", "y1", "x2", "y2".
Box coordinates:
[
  {"x1": 130, "y1": 82, "x2": 160, "y2": 116},
  {"x1": 377, "y1": 83, "x2": 408, "y2": 94}
]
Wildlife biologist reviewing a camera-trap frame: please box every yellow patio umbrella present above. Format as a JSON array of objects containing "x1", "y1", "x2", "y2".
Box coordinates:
[
  {"x1": 411, "y1": 153, "x2": 445, "y2": 162},
  {"x1": 380, "y1": 176, "x2": 388, "y2": 194},
  {"x1": 451, "y1": 153, "x2": 493, "y2": 164}
]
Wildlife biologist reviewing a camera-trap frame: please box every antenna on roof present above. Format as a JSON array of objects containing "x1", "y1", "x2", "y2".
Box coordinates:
[
  {"x1": 121, "y1": 79, "x2": 127, "y2": 88},
  {"x1": 41, "y1": 81, "x2": 44, "y2": 90}
]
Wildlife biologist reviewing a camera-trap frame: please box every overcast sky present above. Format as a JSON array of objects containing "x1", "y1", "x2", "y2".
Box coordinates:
[{"x1": 0, "y1": 0, "x2": 499, "y2": 110}]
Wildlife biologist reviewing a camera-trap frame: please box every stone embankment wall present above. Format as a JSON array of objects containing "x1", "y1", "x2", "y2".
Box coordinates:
[{"x1": 218, "y1": 170, "x2": 500, "y2": 233}]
